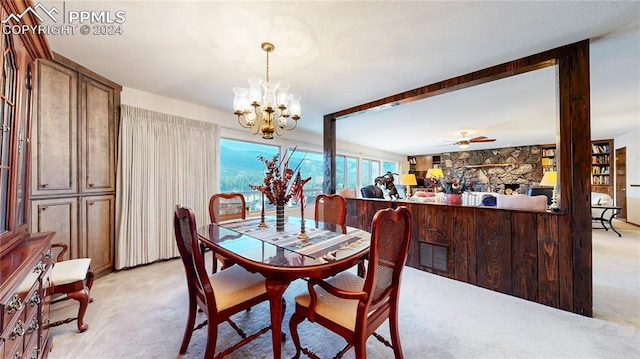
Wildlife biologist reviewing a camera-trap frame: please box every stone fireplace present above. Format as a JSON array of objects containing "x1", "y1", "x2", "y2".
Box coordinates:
[{"x1": 439, "y1": 145, "x2": 545, "y2": 194}]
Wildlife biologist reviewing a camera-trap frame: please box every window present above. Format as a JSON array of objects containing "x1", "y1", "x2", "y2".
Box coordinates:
[
  {"x1": 335, "y1": 155, "x2": 358, "y2": 190},
  {"x1": 361, "y1": 159, "x2": 381, "y2": 187},
  {"x1": 383, "y1": 161, "x2": 397, "y2": 174},
  {"x1": 287, "y1": 148, "x2": 323, "y2": 206},
  {"x1": 219, "y1": 138, "x2": 279, "y2": 211}
]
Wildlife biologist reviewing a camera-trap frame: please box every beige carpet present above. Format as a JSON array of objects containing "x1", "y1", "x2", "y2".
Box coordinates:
[{"x1": 48, "y1": 220, "x2": 640, "y2": 358}]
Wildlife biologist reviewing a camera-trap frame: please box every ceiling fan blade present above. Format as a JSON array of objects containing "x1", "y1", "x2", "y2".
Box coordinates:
[
  {"x1": 470, "y1": 138, "x2": 496, "y2": 143},
  {"x1": 469, "y1": 136, "x2": 487, "y2": 141}
]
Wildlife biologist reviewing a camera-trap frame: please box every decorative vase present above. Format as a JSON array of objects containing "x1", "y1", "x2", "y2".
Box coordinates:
[
  {"x1": 276, "y1": 204, "x2": 285, "y2": 232},
  {"x1": 443, "y1": 193, "x2": 463, "y2": 206}
]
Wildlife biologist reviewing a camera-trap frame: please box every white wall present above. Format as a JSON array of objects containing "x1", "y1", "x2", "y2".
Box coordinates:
[{"x1": 614, "y1": 129, "x2": 640, "y2": 225}]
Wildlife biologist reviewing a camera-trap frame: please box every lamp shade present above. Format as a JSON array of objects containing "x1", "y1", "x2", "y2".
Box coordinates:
[
  {"x1": 399, "y1": 174, "x2": 418, "y2": 186},
  {"x1": 539, "y1": 171, "x2": 557, "y2": 187},
  {"x1": 426, "y1": 168, "x2": 444, "y2": 178}
]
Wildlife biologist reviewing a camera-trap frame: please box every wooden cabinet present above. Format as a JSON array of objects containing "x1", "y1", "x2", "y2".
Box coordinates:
[
  {"x1": 30, "y1": 54, "x2": 121, "y2": 278},
  {"x1": 1, "y1": 3, "x2": 53, "y2": 358},
  {"x1": 591, "y1": 139, "x2": 613, "y2": 196}
]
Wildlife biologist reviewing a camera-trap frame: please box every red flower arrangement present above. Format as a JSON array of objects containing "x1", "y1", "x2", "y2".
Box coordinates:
[{"x1": 250, "y1": 150, "x2": 310, "y2": 206}]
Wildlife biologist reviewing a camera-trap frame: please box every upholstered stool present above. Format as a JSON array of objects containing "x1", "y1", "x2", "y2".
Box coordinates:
[{"x1": 48, "y1": 254, "x2": 94, "y2": 333}]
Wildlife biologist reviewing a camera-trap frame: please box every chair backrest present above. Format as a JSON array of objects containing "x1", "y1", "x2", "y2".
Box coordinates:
[
  {"x1": 314, "y1": 194, "x2": 347, "y2": 234},
  {"x1": 209, "y1": 193, "x2": 246, "y2": 223},
  {"x1": 359, "y1": 206, "x2": 411, "y2": 326},
  {"x1": 174, "y1": 206, "x2": 217, "y2": 311},
  {"x1": 360, "y1": 185, "x2": 384, "y2": 199}
]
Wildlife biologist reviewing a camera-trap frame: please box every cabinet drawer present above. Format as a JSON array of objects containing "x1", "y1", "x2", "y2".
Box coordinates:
[{"x1": 1, "y1": 257, "x2": 44, "y2": 333}]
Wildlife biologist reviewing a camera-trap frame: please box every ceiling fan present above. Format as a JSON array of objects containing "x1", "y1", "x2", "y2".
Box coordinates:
[{"x1": 452, "y1": 131, "x2": 496, "y2": 149}]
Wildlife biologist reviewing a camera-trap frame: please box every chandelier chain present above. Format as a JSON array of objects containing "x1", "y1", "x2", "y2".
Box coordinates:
[{"x1": 265, "y1": 49, "x2": 270, "y2": 83}]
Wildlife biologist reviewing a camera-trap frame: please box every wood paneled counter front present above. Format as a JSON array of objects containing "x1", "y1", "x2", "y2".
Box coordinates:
[{"x1": 345, "y1": 198, "x2": 574, "y2": 312}]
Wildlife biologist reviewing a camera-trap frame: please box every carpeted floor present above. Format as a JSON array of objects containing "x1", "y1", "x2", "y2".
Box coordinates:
[{"x1": 48, "y1": 220, "x2": 640, "y2": 359}]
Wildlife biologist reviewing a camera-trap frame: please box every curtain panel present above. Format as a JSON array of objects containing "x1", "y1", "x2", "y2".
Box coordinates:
[{"x1": 116, "y1": 105, "x2": 216, "y2": 269}]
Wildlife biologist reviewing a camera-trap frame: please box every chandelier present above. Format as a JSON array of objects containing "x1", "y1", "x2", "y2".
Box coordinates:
[{"x1": 233, "y1": 42, "x2": 301, "y2": 140}]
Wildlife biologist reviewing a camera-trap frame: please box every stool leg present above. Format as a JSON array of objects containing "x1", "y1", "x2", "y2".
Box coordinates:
[{"x1": 67, "y1": 286, "x2": 90, "y2": 332}]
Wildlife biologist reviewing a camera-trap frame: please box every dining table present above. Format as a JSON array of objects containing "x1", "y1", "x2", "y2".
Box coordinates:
[{"x1": 197, "y1": 216, "x2": 371, "y2": 359}]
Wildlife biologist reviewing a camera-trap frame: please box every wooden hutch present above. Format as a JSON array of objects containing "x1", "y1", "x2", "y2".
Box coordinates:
[{"x1": 0, "y1": 2, "x2": 54, "y2": 359}]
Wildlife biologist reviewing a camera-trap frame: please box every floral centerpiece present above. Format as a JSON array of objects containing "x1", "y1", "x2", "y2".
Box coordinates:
[
  {"x1": 250, "y1": 148, "x2": 310, "y2": 231},
  {"x1": 440, "y1": 169, "x2": 474, "y2": 205},
  {"x1": 440, "y1": 169, "x2": 474, "y2": 194}
]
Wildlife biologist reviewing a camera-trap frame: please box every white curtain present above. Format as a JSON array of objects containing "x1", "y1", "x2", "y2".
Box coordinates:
[{"x1": 115, "y1": 105, "x2": 216, "y2": 269}]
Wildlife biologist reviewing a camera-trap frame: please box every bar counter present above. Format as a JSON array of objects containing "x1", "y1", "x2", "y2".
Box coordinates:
[{"x1": 345, "y1": 197, "x2": 573, "y2": 312}]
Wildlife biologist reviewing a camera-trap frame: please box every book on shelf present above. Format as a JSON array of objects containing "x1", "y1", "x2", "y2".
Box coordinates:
[
  {"x1": 541, "y1": 158, "x2": 556, "y2": 166},
  {"x1": 591, "y1": 143, "x2": 610, "y2": 154}
]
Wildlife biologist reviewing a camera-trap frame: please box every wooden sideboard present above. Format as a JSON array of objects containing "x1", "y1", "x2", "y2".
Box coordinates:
[
  {"x1": 346, "y1": 198, "x2": 576, "y2": 313},
  {"x1": 1, "y1": 234, "x2": 54, "y2": 359}
]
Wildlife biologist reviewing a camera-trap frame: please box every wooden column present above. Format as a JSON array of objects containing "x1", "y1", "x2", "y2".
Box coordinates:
[{"x1": 323, "y1": 114, "x2": 337, "y2": 194}]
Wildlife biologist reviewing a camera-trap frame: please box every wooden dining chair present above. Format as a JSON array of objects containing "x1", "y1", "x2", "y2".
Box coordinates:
[
  {"x1": 174, "y1": 205, "x2": 272, "y2": 358},
  {"x1": 205, "y1": 192, "x2": 247, "y2": 273},
  {"x1": 289, "y1": 206, "x2": 412, "y2": 359},
  {"x1": 314, "y1": 194, "x2": 347, "y2": 234},
  {"x1": 47, "y1": 243, "x2": 94, "y2": 333}
]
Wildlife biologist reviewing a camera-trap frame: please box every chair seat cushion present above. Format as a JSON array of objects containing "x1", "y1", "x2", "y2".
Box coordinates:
[
  {"x1": 210, "y1": 265, "x2": 267, "y2": 311},
  {"x1": 51, "y1": 258, "x2": 92, "y2": 286},
  {"x1": 294, "y1": 271, "x2": 364, "y2": 331}
]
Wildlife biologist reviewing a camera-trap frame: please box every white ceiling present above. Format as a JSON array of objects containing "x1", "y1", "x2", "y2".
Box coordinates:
[{"x1": 44, "y1": 1, "x2": 640, "y2": 156}]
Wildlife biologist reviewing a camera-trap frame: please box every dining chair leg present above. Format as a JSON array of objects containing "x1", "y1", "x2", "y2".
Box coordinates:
[
  {"x1": 179, "y1": 296, "x2": 197, "y2": 354},
  {"x1": 389, "y1": 306, "x2": 404, "y2": 359},
  {"x1": 354, "y1": 341, "x2": 367, "y2": 359},
  {"x1": 288, "y1": 310, "x2": 305, "y2": 359},
  {"x1": 204, "y1": 320, "x2": 218, "y2": 359}
]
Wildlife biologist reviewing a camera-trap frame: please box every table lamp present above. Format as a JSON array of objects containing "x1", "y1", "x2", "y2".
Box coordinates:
[
  {"x1": 400, "y1": 174, "x2": 418, "y2": 199},
  {"x1": 426, "y1": 168, "x2": 444, "y2": 179},
  {"x1": 540, "y1": 171, "x2": 558, "y2": 211}
]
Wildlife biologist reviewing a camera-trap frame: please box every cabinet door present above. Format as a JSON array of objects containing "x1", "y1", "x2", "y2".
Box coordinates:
[
  {"x1": 31, "y1": 60, "x2": 78, "y2": 196},
  {"x1": 80, "y1": 195, "x2": 114, "y2": 277},
  {"x1": 14, "y1": 63, "x2": 33, "y2": 230},
  {"x1": 79, "y1": 76, "x2": 116, "y2": 193},
  {"x1": 0, "y1": 32, "x2": 17, "y2": 237},
  {"x1": 30, "y1": 198, "x2": 78, "y2": 260}
]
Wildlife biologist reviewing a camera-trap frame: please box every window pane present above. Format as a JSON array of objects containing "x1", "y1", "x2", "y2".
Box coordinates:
[
  {"x1": 219, "y1": 138, "x2": 279, "y2": 211},
  {"x1": 347, "y1": 157, "x2": 358, "y2": 188},
  {"x1": 361, "y1": 160, "x2": 371, "y2": 187},
  {"x1": 383, "y1": 161, "x2": 397, "y2": 174},
  {"x1": 336, "y1": 155, "x2": 345, "y2": 189},
  {"x1": 372, "y1": 161, "x2": 380, "y2": 181},
  {"x1": 288, "y1": 148, "x2": 323, "y2": 206}
]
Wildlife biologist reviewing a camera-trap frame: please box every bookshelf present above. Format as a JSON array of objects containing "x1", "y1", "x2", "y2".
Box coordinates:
[
  {"x1": 540, "y1": 144, "x2": 556, "y2": 173},
  {"x1": 591, "y1": 139, "x2": 613, "y2": 196}
]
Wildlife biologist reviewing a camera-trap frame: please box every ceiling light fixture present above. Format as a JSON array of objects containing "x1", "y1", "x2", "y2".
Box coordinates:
[{"x1": 233, "y1": 42, "x2": 301, "y2": 140}]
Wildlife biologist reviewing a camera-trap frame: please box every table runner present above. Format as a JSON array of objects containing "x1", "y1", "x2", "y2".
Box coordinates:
[{"x1": 219, "y1": 217, "x2": 367, "y2": 259}]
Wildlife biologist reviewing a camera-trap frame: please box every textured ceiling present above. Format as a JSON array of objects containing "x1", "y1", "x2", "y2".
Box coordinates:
[{"x1": 44, "y1": 1, "x2": 640, "y2": 155}]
